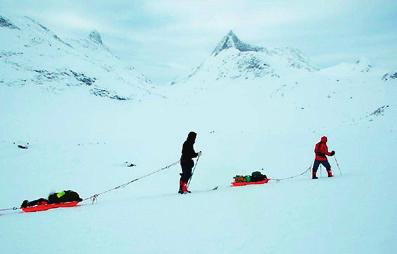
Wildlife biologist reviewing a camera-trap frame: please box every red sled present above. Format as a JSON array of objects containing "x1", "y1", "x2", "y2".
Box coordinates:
[
  {"x1": 231, "y1": 179, "x2": 269, "y2": 187},
  {"x1": 21, "y1": 201, "x2": 80, "y2": 213}
]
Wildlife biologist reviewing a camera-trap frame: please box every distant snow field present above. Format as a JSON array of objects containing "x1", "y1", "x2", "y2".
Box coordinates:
[{"x1": 1, "y1": 14, "x2": 396, "y2": 254}]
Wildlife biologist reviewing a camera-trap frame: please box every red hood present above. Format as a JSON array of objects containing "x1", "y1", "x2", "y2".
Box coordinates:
[{"x1": 321, "y1": 136, "x2": 327, "y2": 143}]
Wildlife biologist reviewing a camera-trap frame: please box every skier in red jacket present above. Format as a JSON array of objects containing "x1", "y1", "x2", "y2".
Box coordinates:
[{"x1": 312, "y1": 136, "x2": 335, "y2": 179}]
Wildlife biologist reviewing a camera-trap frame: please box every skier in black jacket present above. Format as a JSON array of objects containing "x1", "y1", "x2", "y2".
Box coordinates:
[{"x1": 179, "y1": 132, "x2": 201, "y2": 194}]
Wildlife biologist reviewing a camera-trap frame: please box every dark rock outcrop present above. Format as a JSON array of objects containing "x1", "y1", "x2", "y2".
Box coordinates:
[{"x1": 0, "y1": 16, "x2": 20, "y2": 29}]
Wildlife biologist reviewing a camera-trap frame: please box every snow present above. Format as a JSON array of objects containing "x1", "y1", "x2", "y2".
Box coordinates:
[{"x1": 1, "y1": 15, "x2": 397, "y2": 254}]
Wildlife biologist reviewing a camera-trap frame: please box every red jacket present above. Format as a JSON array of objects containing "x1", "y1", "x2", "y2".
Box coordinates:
[{"x1": 314, "y1": 136, "x2": 332, "y2": 161}]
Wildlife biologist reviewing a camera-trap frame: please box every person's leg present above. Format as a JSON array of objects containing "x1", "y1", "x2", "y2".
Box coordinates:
[
  {"x1": 180, "y1": 162, "x2": 191, "y2": 193},
  {"x1": 312, "y1": 160, "x2": 320, "y2": 179},
  {"x1": 321, "y1": 161, "x2": 333, "y2": 177},
  {"x1": 178, "y1": 161, "x2": 184, "y2": 193},
  {"x1": 181, "y1": 177, "x2": 188, "y2": 192},
  {"x1": 180, "y1": 161, "x2": 193, "y2": 193},
  {"x1": 185, "y1": 161, "x2": 193, "y2": 192},
  {"x1": 179, "y1": 173, "x2": 184, "y2": 193},
  {"x1": 180, "y1": 173, "x2": 189, "y2": 193},
  {"x1": 179, "y1": 162, "x2": 185, "y2": 193}
]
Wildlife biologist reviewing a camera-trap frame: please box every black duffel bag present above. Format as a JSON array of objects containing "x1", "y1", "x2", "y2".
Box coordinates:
[{"x1": 251, "y1": 171, "x2": 267, "y2": 182}]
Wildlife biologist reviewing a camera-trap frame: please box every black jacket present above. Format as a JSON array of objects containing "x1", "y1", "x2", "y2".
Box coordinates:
[{"x1": 181, "y1": 132, "x2": 198, "y2": 162}]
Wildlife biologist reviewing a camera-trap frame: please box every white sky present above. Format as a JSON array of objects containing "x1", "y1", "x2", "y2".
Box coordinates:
[{"x1": 1, "y1": 0, "x2": 396, "y2": 84}]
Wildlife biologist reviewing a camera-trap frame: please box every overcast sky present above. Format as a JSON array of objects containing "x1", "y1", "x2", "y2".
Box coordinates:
[{"x1": 1, "y1": 0, "x2": 396, "y2": 84}]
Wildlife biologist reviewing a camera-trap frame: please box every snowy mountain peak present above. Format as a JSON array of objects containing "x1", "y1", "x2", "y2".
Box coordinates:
[
  {"x1": 212, "y1": 30, "x2": 264, "y2": 56},
  {"x1": 88, "y1": 30, "x2": 103, "y2": 45},
  {"x1": 0, "y1": 15, "x2": 19, "y2": 29},
  {"x1": 174, "y1": 31, "x2": 316, "y2": 83}
]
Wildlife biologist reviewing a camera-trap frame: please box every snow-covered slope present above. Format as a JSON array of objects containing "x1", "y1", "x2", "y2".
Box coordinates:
[
  {"x1": 1, "y1": 26, "x2": 396, "y2": 254},
  {"x1": 321, "y1": 57, "x2": 375, "y2": 75},
  {"x1": 0, "y1": 15, "x2": 153, "y2": 100}
]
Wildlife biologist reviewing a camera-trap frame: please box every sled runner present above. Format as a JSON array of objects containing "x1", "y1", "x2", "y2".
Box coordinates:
[
  {"x1": 21, "y1": 201, "x2": 80, "y2": 213},
  {"x1": 231, "y1": 179, "x2": 269, "y2": 187}
]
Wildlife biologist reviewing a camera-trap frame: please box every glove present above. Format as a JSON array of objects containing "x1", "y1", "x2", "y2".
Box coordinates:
[{"x1": 330, "y1": 151, "x2": 335, "y2": 156}]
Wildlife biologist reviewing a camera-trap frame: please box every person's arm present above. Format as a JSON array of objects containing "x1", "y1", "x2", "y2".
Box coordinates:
[
  {"x1": 321, "y1": 144, "x2": 334, "y2": 156},
  {"x1": 190, "y1": 145, "x2": 198, "y2": 158},
  {"x1": 182, "y1": 142, "x2": 198, "y2": 159}
]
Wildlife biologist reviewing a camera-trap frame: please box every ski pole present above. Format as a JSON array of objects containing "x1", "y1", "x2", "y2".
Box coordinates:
[
  {"x1": 188, "y1": 153, "x2": 201, "y2": 188},
  {"x1": 333, "y1": 156, "x2": 342, "y2": 176}
]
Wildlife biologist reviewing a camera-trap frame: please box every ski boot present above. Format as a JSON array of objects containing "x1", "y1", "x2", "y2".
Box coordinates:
[
  {"x1": 312, "y1": 171, "x2": 318, "y2": 179},
  {"x1": 179, "y1": 180, "x2": 191, "y2": 194},
  {"x1": 179, "y1": 180, "x2": 189, "y2": 194},
  {"x1": 327, "y1": 170, "x2": 334, "y2": 177}
]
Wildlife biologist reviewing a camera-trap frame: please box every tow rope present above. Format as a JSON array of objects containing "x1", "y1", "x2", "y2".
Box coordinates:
[
  {"x1": 0, "y1": 207, "x2": 19, "y2": 213},
  {"x1": 269, "y1": 165, "x2": 312, "y2": 182},
  {"x1": 82, "y1": 160, "x2": 180, "y2": 204},
  {"x1": 0, "y1": 160, "x2": 180, "y2": 214}
]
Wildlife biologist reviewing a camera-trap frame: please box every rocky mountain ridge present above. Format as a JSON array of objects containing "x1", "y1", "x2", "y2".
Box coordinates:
[{"x1": 0, "y1": 14, "x2": 153, "y2": 101}]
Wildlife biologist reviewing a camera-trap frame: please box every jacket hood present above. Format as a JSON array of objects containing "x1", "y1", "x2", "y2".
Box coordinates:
[
  {"x1": 186, "y1": 132, "x2": 197, "y2": 143},
  {"x1": 321, "y1": 136, "x2": 328, "y2": 143}
]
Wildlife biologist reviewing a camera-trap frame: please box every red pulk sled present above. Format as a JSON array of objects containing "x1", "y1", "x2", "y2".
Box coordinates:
[
  {"x1": 231, "y1": 171, "x2": 269, "y2": 187},
  {"x1": 21, "y1": 201, "x2": 80, "y2": 213}
]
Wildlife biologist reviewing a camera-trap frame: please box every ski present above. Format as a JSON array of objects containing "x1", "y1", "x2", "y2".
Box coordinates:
[
  {"x1": 179, "y1": 186, "x2": 219, "y2": 195},
  {"x1": 197, "y1": 186, "x2": 219, "y2": 192}
]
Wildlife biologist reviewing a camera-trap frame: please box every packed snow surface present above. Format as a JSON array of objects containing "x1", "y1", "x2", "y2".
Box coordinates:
[{"x1": 1, "y1": 18, "x2": 396, "y2": 254}]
